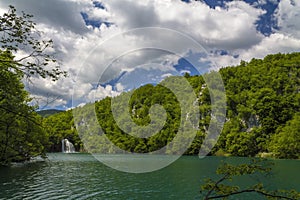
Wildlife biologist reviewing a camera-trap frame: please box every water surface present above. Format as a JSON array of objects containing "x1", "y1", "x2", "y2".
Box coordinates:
[{"x1": 0, "y1": 153, "x2": 299, "y2": 200}]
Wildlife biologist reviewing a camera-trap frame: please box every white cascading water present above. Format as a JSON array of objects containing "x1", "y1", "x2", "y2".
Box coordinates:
[{"x1": 62, "y1": 139, "x2": 75, "y2": 153}]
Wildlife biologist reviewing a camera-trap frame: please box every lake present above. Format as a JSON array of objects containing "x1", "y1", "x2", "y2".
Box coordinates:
[{"x1": 0, "y1": 153, "x2": 299, "y2": 200}]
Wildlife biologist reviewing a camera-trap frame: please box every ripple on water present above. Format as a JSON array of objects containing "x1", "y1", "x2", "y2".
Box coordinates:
[{"x1": 0, "y1": 154, "x2": 299, "y2": 200}]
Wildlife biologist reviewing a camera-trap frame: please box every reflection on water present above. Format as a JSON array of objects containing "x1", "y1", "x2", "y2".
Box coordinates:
[{"x1": 0, "y1": 154, "x2": 299, "y2": 200}]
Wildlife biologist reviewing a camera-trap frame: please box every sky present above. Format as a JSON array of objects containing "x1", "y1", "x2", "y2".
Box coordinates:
[{"x1": 0, "y1": 0, "x2": 299, "y2": 110}]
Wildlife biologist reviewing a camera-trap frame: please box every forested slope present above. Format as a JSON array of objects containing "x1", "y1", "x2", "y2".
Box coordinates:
[{"x1": 43, "y1": 52, "x2": 300, "y2": 159}]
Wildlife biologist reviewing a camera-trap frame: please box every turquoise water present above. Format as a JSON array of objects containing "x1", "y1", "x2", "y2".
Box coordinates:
[{"x1": 0, "y1": 154, "x2": 299, "y2": 200}]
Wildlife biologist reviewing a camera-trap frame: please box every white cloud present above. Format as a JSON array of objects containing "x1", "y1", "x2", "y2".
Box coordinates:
[
  {"x1": 115, "y1": 83, "x2": 124, "y2": 92},
  {"x1": 275, "y1": 0, "x2": 300, "y2": 37},
  {"x1": 206, "y1": 54, "x2": 240, "y2": 69},
  {"x1": 102, "y1": 0, "x2": 265, "y2": 50},
  {"x1": 87, "y1": 85, "x2": 121, "y2": 102},
  {"x1": 1, "y1": 0, "x2": 299, "y2": 109},
  {"x1": 179, "y1": 70, "x2": 191, "y2": 75},
  {"x1": 0, "y1": 0, "x2": 90, "y2": 34},
  {"x1": 207, "y1": 32, "x2": 300, "y2": 68},
  {"x1": 161, "y1": 73, "x2": 173, "y2": 78},
  {"x1": 240, "y1": 33, "x2": 300, "y2": 60},
  {"x1": 234, "y1": 1, "x2": 300, "y2": 63},
  {"x1": 30, "y1": 94, "x2": 68, "y2": 109},
  {"x1": 201, "y1": 1, "x2": 300, "y2": 68}
]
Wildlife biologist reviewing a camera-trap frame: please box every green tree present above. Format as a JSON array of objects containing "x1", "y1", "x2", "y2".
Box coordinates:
[
  {"x1": 0, "y1": 5, "x2": 66, "y2": 80},
  {"x1": 0, "y1": 6, "x2": 66, "y2": 164},
  {"x1": 43, "y1": 110, "x2": 82, "y2": 152},
  {"x1": 43, "y1": 52, "x2": 300, "y2": 158},
  {"x1": 200, "y1": 159, "x2": 300, "y2": 199},
  {"x1": 0, "y1": 51, "x2": 48, "y2": 164},
  {"x1": 269, "y1": 113, "x2": 300, "y2": 159}
]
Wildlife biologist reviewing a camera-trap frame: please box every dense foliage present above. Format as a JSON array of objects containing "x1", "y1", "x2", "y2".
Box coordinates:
[
  {"x1": 43, "y1": 110, "x2": 82, "y2": 152},
  {"x1": 44, "y1": 52, "x2": 300, "y2": 159},
  {"x1": 37, "y1": 109, "x2": 63, "y2": 118},
  {"x1": 0, "y1": 6, "x2": 65, "y2": 165},
  {"x1": 0, "y1": 5, "x2": 66, "y2": 80},
  {"x1": 0, "y1": 51, "x2": 48, "y2": 164},
  {"x1": 217, "y1": 53, "x2": 299, "y2": 158}
]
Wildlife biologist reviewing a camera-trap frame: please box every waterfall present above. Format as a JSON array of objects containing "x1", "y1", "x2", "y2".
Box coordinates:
[{"x1": 62, "y1": 139, "x2": 75, "y2": 153}]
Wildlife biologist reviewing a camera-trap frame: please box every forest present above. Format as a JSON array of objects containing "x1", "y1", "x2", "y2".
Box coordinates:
[
  {"x1": 39, "y1": 52, "x2": 300, "y2": 160},
  {"x1": 1, "y1": 48, "x2": 299, "y2": 164},
  {"x1": 0, "y1": 5, "x2": 299, "y2": 166},
  {"x1": 1, "y1": 4, "x2": 299, "y2": 200}
]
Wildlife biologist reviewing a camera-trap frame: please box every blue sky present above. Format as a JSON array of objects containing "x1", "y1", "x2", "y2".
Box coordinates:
[{"x1": 0, "y1": 0, "x2": 299, "y2": 110}]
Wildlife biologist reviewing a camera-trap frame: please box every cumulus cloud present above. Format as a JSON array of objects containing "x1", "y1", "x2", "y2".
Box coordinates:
[
  {"x1": 30, "y1": 94, "x2": 68, "y2": 110},
  {"x1": 0, "y1": 0, "x2": 90, "y2": 34},
  {"x1": 101, "y1": 0, "x2": 265, "y2": 50},
  {"x1": 88, "y1": 84, "x2": 121, "y2": 102},
  {"x1": 201, "y1": 1, "x2": 300, "y2": 68},
  {"x1": 240, "y1": 33, "x2": 300, "y2": 60},
  {"x1": 0, "y1": 0, "x2": 299, "y2": 109},
  {"x1": 275, "y1": 0, "x2": 300, "y2": 37},
  {"x1": 234, "y1": 1, "x2": 300, "y2": 63}
]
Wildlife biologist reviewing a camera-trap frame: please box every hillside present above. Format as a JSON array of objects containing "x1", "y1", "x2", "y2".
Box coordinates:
[
  {"x1": 37, "y1": 109, "x2": 64, "y2": 118},
  {"x1": 43, "y1": 52, "x2": 300, "y2": 158}
]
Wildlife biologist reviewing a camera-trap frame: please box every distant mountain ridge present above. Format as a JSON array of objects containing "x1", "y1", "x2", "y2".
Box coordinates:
[{"x1": 37, "y1": 109, "x2": 64, "y2": 117}]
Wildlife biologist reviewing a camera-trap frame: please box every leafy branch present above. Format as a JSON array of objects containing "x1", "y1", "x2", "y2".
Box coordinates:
[
  {"x1": 0, "y1": 5, "x2": 67, "y2": 81},
  {"x1": 200, "y1": 159, "x2": 300, "y2": 200}
]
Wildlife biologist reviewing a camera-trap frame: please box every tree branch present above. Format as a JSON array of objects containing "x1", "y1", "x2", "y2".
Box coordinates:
[
  {"x1": 204, "y1": 175, "x2": 229, "y2": 199},
  {"x1": 206, "y1": 189, "x2": 296, "y2": 200}
]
